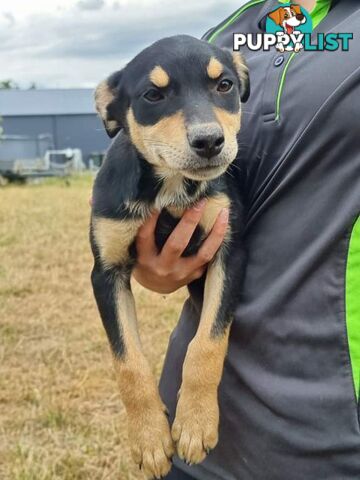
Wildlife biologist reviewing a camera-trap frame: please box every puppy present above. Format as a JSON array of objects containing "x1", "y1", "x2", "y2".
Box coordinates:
[
  {"x1": 269, "y1": 5, "x2": 307, "y2": 52},
  {"x1": 90, "y1": 35, "x2": 249, "y2": 479}
]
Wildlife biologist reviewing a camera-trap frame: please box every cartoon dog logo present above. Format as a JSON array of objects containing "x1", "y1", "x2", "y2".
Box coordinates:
[{"x1": 268, "y1": 5, "x2": 307, "y2": 52}]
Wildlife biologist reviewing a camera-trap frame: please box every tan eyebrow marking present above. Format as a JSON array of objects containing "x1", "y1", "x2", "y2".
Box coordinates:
[
  {"x1": 149, "y1": 66, "x2": 170, "y2": 88},
  {"x1": 207, "y1": 57, "x2": 224, "y2": 80}
]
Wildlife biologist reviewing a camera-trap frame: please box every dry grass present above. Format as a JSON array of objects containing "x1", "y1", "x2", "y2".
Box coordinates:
[{"x1": 0, "y1": 175, "x2": 186, "y2": 480}]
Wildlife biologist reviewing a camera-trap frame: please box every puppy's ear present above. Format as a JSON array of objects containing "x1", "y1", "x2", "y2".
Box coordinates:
[
  {"x1": 231, "y1": 52, "x2": 250, "y2": 103},
  {"x1": 94, "y1": 70, "x2": 125, "y2": 138},
  {"x1": 292, "y1": 5, "x2": 302, "y2": 15},
  {"x1": 268, "y1": 8, "x2": 282, "y2": 25}
]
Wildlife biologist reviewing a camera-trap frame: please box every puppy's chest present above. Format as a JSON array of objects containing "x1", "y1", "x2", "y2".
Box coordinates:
[
  {"x1": 124, "y1": 174, "x2": 204, "y2": 217},
  {"x1": 155, "y1": 192, "x2": 231, "y2": 257},
  {"x1": 125, "y1": 189, "x2": 231, "y2": 258},
  {"x1": 154, "y1": 208, "x2": 204, "y2": 257}
]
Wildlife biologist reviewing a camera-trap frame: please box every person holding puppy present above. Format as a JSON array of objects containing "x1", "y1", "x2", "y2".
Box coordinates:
[{"x1": 133, "y1": 0, "x2": 360, "y2": 479}]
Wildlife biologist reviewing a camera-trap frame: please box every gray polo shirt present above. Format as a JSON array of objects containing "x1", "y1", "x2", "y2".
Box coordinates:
[{"x1": 160, "y1": 1, "x2": 360, "y2": 478}]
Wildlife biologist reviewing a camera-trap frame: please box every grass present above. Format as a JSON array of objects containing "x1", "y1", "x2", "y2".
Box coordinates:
[{"x1": 0, "y1": 175, "x2": 186, "y2": 480}]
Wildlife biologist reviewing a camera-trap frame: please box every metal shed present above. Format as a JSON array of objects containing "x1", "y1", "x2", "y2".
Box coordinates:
[{"x1": 0, "y1": 89, "x2": 109, "y2": 164}]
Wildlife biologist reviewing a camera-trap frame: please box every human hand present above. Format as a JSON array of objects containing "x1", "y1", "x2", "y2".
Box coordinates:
[{"x1": 133, "y1": 201, "x2": 229, "y2": 294}]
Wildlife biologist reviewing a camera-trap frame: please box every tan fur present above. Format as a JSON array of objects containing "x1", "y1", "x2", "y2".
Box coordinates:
[
  {"x1": 94, "y1": 80, "x2": 119, "y2": 134},
  {"x1": 154, "y1": 173, "x2": 208, "y2": 210},
  {"x1": 268, "y1": 6, "x2": 301, "y2": 25},
  {"x1": 198, "y1": 256, "x2": 227, "y2": 336},
  {"x1": 94, "y1": 56, "x2": 241, "y2": 470},
  {"x1": 155, "y1": 173, "x2": 189, "y2": 210},
  {"x1": 149, "y1": 65, "x2": 170, "y2": 88},
  {"x1": 127, "y1": 104, "x2": 240, "y2": 178},
  {"x1": 111, "y1": 285, "x2": 174, "y2": 477},
  {"x1": 94, "y1": 80, "x2": 114, "y2": 119},
  {"x1": 268, "y1": 7, "x2": 284, "y2": 25},
  {"x1": 207, "y1": 57, "x2": 224, "y2": 80},
  {"x1": 166, "y1": 193, "x2": 230, "y2": 237},
  {"x1": 112, "y1": 287, "x2": 166, "y2": 428},
  {"x1": 116, "y1": 287, "x2": 141, "y2": 349},
  {"x1": 172, "y1": 331, "x2": 229, "y2": 463},
  {"x1": 200, "y1": 194, "x2": 231, "y2": 235},
  {"x1": 127, "y1": 107, "x2": 187, "y2": 168},
  {"x1": 93, "y1": 217, "x2": 142, "y2": 269},
  {"x1": 165, "y1": 193, "x2": 230, "y2": 232},
  {"x1": 231, "y1": 52, "x2": 249, "y2": 93},
  {"x1": 292, "y1": 5, "x2": 302, "y2": 15},
  {"x1": 214, "y1": 106, "x2": 241, "y2": 157},
  {"x1": 114, "y1": 354, "x2": 173, "y2": 477},
  {"x1": 172, "y1": 257, "x2": 230, "y2": 463}
]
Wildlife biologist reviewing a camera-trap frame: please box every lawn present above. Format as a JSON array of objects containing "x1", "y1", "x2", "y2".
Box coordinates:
[{"x1": 0, "y1": 175, "x2": 186, "y2": 480}]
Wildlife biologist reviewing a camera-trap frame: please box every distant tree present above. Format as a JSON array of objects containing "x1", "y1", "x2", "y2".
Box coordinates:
[
  {"x1": 0, "y1": 80, "x2": 19, "y2": 89},
  {"x1": 0, "y1": 80, "x2": 37, "y2": 90}
]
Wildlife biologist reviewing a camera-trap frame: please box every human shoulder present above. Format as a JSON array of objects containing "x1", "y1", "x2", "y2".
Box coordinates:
[{"x1": 202, "y1": 0, "x2": 268, "y2": 44}]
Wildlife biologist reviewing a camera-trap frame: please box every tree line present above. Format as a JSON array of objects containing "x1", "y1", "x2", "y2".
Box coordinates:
[{"x1": 0, "y1": 80, "x2": 37, "y2": 89}]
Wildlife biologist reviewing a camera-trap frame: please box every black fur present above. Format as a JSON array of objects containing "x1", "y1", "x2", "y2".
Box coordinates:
[
  {"x1": 102, "y1": 35, "x2": 249, "y2": 136},
  {"x1": 90, "y1": 35, "x2": 248, "y2": 359}
]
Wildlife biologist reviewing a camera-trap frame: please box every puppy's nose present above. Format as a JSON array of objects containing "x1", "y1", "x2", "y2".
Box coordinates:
[
  {"x1": 188, "y1": 125, "x2": 225, "y2": 158},
  {"x1": 296, "y1": 13, "x2": 304, "y2": 21}
]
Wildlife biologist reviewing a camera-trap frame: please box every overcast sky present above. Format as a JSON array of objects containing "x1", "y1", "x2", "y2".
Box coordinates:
[{"x1": 0, "y1": 0, "x2": 245, "y2": 89}]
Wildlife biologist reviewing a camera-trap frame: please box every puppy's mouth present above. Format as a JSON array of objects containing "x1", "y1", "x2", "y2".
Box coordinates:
[
  {"x1": 181, "y1": 164, "x2": 227, "y2": 181},
  {"x1": 156, "y1": 147, "x2": 234, "y2": 181},
  {"x1": 285, "y1": 23, "x2": 295, "y2": 34}
]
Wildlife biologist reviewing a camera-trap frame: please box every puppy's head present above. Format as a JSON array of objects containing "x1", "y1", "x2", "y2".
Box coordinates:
[
  {"x1": 95, "y1": 35, "x2": 249, "y2": 181},
  {"x1": 268, "y1": 5, "x2": 305, "y2": 32}
]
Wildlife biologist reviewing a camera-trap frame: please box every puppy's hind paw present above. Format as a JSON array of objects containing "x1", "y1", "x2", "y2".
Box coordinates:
[
  {"x1": 129, "y1": 407, "x2": 175, "y2": 479},
  {"x1": 172, "y1": 392, "x2": 219, "y2": 465}
]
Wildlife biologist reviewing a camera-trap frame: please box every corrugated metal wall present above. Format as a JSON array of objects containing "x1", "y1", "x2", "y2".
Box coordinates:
[
  {"x1": 0, "y1": 135, "x2": 53, "y2": 162},
  {"x1": 2, "y1": 114, "x2": 109, "y2": 161}
]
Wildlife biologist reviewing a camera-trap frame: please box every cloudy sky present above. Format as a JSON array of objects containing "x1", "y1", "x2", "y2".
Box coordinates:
[{"x1": 0, "y1": 0, "x2": 245, "y2": 89}]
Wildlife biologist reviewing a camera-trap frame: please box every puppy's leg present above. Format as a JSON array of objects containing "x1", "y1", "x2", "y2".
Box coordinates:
[
  {"x1": 91, "y1": 217, "x2": 174, "y2": 479},
  {"x1": 172, "y1": 215, "x2": 244, "y2": 464}
]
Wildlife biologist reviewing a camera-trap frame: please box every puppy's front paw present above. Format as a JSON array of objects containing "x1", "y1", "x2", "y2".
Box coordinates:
[
  {"x1": 172, "y1": 390, "x2": 219, "y2": 465},
  {"x1": 276, "y1": 43, "x2": 285, "y2": 52},
  {"x1": 128, "y1": 405, "x2": 174, "y2": 479}
]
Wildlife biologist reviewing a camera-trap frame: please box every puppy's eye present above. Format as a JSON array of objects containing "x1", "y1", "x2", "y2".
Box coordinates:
[
  {"x1": 143, "y1": 89, "x2": 164, "y2": 103},
  {"x1": 217, "y1": 79, "x2": 233, "y2": 93}
]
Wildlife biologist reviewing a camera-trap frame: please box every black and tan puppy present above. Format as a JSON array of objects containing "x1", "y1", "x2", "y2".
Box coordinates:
[{"x1": 90, "y1": 35, "x2": 249, "y2": 479}]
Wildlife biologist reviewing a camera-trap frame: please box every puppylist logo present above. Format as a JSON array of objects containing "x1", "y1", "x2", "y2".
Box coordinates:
[
  {"x1": 266, "y1": 3, "x2": 312, "y2": 52},
  {"x1": 234, "y1": 2, "x2": 353, "y2": 53}
]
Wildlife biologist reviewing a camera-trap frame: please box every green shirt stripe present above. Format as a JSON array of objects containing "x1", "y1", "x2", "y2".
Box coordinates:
[
  {"x1": 346, "y1": 217, "x2": 360, "y2": 401},
  {"x1": 311, "y1": 0, "x2": 332, "y2": 28}
]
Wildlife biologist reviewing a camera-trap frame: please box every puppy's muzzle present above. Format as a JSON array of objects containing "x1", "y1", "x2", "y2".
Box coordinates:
[{"x1": 188, "y1": 124, "x2": 225, "y2": 160}]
